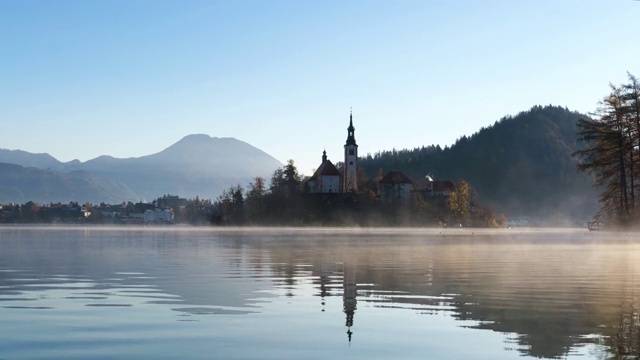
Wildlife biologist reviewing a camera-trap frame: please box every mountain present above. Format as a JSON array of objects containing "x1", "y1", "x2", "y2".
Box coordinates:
[
  {"x1": 0, "y1": 149, "x2": 66, "y2": 171},
  {"x1": 72, "y1": 135, "x2": 283, "y2": 200},
  {"x1": 0, "y1": 163, "x2": 138, "y2": 204},
  {"x1": 358, "y1": 105, "x2": 598, "y2": 224},
  {"x1": 0, "y1": 134, "x2": 283, "y2": 203}
]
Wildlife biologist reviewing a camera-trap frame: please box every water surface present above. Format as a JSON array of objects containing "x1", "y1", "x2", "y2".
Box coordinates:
[{"x1": 1, "y1": 226, "x2": 638, "y2": 359}]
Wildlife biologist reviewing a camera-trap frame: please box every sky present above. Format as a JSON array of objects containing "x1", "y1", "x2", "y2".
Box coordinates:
[{"x1": 1, "y1": 0, "x2": 639, "y2": 176}]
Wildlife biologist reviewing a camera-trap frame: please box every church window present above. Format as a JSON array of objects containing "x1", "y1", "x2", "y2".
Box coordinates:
[
  {"x1": 349, "y1": 161, "x2": 353, "y2": 165},
  {"x1": 349, "y1": 149, "x2": 354, "y2": 155}
]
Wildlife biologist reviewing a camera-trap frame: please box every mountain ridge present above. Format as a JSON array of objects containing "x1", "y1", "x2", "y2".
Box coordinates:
[
  {"x1": 0, "y1": 134, "x2": 283, "y2": 203},
  {"x1": 0, "y1": 162, "x2": 139, "y2": 204}
]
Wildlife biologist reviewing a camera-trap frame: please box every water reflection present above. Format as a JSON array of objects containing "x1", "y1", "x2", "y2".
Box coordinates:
[
  {"x1": 253, "y1": 229, "x2": 640, "y2": 359},
  {"x1": 343, "y1": 262, "x2": 357, "y2": 343},
  {"x1": 0, "y1": 226, "x2": 639, "y2": 359}
]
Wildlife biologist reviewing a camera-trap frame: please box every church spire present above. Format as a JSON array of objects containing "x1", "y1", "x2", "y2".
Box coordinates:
[
  {"x1": 343, "y1": 109, "x2": 359, "y2": 192},
  {"x1": 322, "y1": 149, "x2": 327, "y2": 162},
  {"x1": 346, "y1": 109, "x2": 356, "y2": 146}
]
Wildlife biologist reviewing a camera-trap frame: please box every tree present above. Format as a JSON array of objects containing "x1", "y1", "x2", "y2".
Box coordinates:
[
  {"x1": 269, "y1": 167, "x2": 286, "y2": 196},
  {"x1": 283, "y1": 159, "x2": 301, "y2": 196},
  {"x1": 448, "y1": 180, "x2": 471, "y2": 226},
  {"x1": 214, "y1": 184, "x2": 245, "y2": 225},
  {"x1": 245, "y1": 177, "x2": 266, "y2": 222},
  {"x1": 575, "y1": 74, "x2": 640, "y2": 225},
  {"x1": 20, "y1": 201, "x2": 40, "y2": 223},
  {"x1": 621, "y1": 72, "x2": 640, "y2": 215},
  {"x1": 270, "y1": 160, "x2": 301, "y2": 198}
]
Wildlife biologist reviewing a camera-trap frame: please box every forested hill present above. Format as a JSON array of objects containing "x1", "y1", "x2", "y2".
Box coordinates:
[{"x1": 358, "y1": 105, "x2": 598, "y2": 224}]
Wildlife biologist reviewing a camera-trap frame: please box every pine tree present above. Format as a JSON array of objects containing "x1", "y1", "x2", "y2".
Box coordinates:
[{"x1": 575, "y1": 74, "x2": 640, "y2": 225}]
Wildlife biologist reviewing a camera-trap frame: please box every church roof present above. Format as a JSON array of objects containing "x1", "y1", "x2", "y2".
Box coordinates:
[
  {"x1": 414, "y1": 178, "x2": 456, "y2": 192},
  {"x1": 378, "y1": 171, "x2": 413, "y2": 185},
  {"x1": 432, "y1": 180, "x2": 455, "y2": 192},
  {"x1": 310, "y1": 159, "x2": 341, "y2": 180}
]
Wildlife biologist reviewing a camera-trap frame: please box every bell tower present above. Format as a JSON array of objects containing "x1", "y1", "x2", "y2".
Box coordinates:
[{"x1": 343, "y1": 110, "x2": 358, "y2": 192}]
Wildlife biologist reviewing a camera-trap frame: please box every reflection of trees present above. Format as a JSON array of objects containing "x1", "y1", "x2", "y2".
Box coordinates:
[
  {"x1": 261, "y1": 231, "x2": 640, "y2": 359},
  {"x1": 609, "y1": 304, "x2": 640, "y2": 358},
  {"x1": 599, "y1": 265, "x2": 640, "y2": 359}
]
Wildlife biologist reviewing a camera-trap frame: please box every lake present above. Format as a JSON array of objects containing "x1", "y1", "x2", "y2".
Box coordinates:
[{"x1": 0, "y1": 226, "x2": 638, "y2": 359}]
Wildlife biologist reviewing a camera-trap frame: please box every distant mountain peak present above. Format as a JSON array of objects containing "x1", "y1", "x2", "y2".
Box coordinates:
[
  {"x1": 174, "y1": 134, "x2": 245, "y2": 145},
  {"x1": 0, "y1": 133, "x2": 283, "y2": 203},
  {"x1": 179, "y1": 134, "x2": 214, "y2": 141}
]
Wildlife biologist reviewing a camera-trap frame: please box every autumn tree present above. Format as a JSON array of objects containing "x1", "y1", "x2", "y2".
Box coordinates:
[{"x1": 448, "y1": 180, "x2": 471, "y2": 226}]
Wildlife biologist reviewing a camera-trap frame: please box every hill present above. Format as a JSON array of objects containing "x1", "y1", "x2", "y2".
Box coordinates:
[
  {"x1": 358, "y1": 105, "x2": 598, "y2": 224},
  {"x1": 0, "y1": 149, "x2": 68, "y2": 171},
  {"x1": 0, "y1": 135, "x2": 283, "y2": 203},
  {"x1": 0, "y1": 163, "x2": 138, "y2": 204}
]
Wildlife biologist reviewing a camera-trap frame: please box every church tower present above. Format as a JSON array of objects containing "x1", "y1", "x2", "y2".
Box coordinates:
[{"x1": 343, "y1": 110, "x2": 358, "y2": 192}]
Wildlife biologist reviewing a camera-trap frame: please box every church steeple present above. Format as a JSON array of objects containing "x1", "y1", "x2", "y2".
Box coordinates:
[
  {"x1": 343, "y1": 109, "x2": 359, "y2": 192},
  {"x1": 346, "y1": 110, "x2": 357, "y2": 146},
  {"x1": 322, "y1": 149, "x2": 327, "y2": 162}
]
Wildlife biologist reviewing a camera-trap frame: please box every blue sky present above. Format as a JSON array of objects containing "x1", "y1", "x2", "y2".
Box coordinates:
[{"x1": 1, "y1": 0, "x2": 639, "y2": 176}]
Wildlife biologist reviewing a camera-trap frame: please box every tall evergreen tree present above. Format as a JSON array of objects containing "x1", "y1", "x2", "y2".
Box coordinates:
[
  {"x1": 245, "y1": 177, "x2": 266, "y2": 222},
  {"x1": 575, "y1": 74, "x2": 640, "y2": 225}
]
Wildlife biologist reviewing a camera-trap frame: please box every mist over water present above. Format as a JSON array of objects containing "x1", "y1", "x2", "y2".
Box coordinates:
[{"x1": 0, "y1": 226, "x2": 638, "y2": 359}]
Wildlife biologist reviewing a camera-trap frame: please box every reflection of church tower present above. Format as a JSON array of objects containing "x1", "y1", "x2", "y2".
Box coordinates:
[
  {"x1": 343, "y1": 110, "x2": 358, "y2": 192},
  {"x1": 343, "y1": 263, "x2": 357, "y2": 343},
  {"x1": 318, "y1": 261, "x2": 331, "y2": 312}
]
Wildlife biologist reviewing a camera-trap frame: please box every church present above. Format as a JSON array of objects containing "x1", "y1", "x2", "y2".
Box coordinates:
[{"x1": 307, "y1": 111, "x2": 359, "y2": 194}]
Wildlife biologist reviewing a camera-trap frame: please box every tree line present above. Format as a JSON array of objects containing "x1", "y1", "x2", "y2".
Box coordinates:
[
  {"x1": 213, "y1": 160, "x2": 504, "y2": 227},
  {"x1": 0, "y1": 196, "x2": 213, "y2": 225},
  {"x1": 574, "y1": 73, "x2": 640, "y2": 227},
  {"x1": 356, "y1": 106, "x2": 597, "y2": 224}
]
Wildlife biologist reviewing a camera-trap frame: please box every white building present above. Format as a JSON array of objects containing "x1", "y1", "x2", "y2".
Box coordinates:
[
  {"x1": 144, "y1": 209, "x2": 174, "y2": 223},
  {"x1": 308, "y1": 150, "x2": 341, "y2": 193}
]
